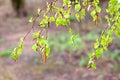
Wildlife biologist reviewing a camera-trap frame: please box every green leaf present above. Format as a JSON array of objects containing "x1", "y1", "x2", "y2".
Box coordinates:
[
  {"x1": 75, "y1": 3, "x2": 81, "y2": 11},
  {"x1": 17, "y1": 48, "x2": 22, "y2": 55},
  {"x1": 89, "y1": 53, "x2": 94, "y2": 59},
  {"x1": 32, "y1": 44, "x2": 38, "y2": 52},
  {"x1": 19, "y1": 43, "x2": 23, "y2": 49},
  {"x1": 37, "y1": 8, "x2": 41, "y2": 15},
  {"x1": 79, "y1": 9, "x2": 85, "y2": 19},
  {"x1": 115, "y1": 30, "x2": 120, "y2": 37},
  {"x1": 46, "y1": 47, "x2": 50, "y2": 57},
  {"x1": 91, "y1": 62, "x2": 96, "y2": 69},
  {"x1": 11, "y1": 53, "x2": 18, "y2": 60},
  {"x1": 69, "y1": 28, "x2": 73, "y2": 34},
  {"x1": 64, "y1": 13, "x2": 70, "y2": 19},
  {"x1": 37, "y1": 38, "x2": 47, "y2": 46},
  {"x1": 20, "y1": 37, "x2": 24, "y2": 42},
  {"x1": 56, "y1": 18, "x2": 68, "y2": 26},
  {"x1": 96, "y1": 6, "x2": 101, "y2": 13},
  {"x1": 40, "y1": 19, "x2": 48, "y2": 27},
  {"x1": 49, "y1": 17, "x2": 55, "y2": 22},
  {"x1": 75, "y1": 13, "x2": 80, "y2": 21},
  {"x1": 63, "y1": 0, "x2": 68, "y2": 5},
  {"x1": 94, "y1": 39, "x2": 99, "y2": 49},
  {"x1": 11, "y1": 48, "x2": 22, "y2": 60},
  {"x1": 96, "y1": 48, "x2": 103, "y2": 58},
  {"x1": 101, "y1": 35, "x2": 106, "y2": 46},
  {"x1": 32, "y1": 32, "x2": 40, "y2": 38},
  {"x1": 29, "y1": 17, "x2": 33, "y2": 23},
  {"x1": 90, "y1": 10, "x2": 96, "y2": 21}
]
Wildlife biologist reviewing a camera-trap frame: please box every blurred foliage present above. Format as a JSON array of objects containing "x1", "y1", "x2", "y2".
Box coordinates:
[
  {"x1": 113, "y1": 65, "x2": 120, "y2": 72},
  {"x1": 106, "y1": 50, "x2": 120, "y2": 62},
  {"x1": 48, "y1": 32, "x2": 85, "y2": 53},
  {"x1": 84, "y1": 30, "x2": 99, "y2": 42},
  {"x1": 48, "y1": 32, "x2": 90, "y2": 66},
  {"x1": 0, "y1": 47, "x2": 14, "y2": 57},
  {"x1": 69, "y1": 16, "x2": 77, "y2": 22},
  {"x1": 79, "y1": 56, "x2": 88, "y2": 67}
]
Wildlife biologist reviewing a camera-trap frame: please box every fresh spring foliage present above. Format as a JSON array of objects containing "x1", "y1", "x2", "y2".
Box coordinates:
[
  {"x1": 11, "y1": 0, "x2": 120, "y2": 69},
  {"x1": 0, "y1": 47, "x2": 14, "y2": 57}
]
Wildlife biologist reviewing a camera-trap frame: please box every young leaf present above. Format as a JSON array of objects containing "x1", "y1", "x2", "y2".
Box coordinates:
[
  {"x1": 94, "y1": 39, "x2": 99, "y2": 49},
  {"x1": 49, "y1": 17, "x2": 55, "y2": 22},
  {"x1": 46, "y1": 47, "x2": 50, "y2": 57},
  {"x1": 32, "y1": 44, "x2": 38, "y2": 52},
  {"x1": 75, "y1": 3, "x2": 81, "y2": 11},
  {"x1": 32, "y1": 32, "x2": 40, "y2": 38},
  {"x1": 20, "y1": 37, "x2": 24, "y2": 42},
  {"x1": 91, "y1": 62, "x2": 96, "y2": 69},
  {"x1": 37, "y1": 8, "x2": 41, "y2": 15},
  {"x1": 29, "y1": 17, "x2": 33, "y2": 23}
]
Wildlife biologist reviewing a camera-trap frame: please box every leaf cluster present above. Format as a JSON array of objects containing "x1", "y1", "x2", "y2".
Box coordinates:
[{"x1": 12, "y1": 0, "x2": 120, "y2": 69}]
